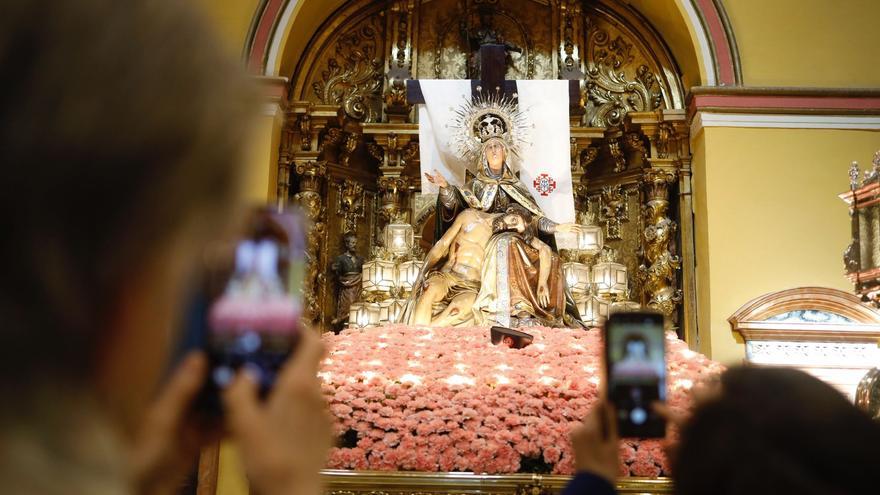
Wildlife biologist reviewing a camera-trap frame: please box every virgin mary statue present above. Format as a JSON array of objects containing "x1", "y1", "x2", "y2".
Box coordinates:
[{"x1": 420, "y1": 95, "x2": 585, "y2": 328}]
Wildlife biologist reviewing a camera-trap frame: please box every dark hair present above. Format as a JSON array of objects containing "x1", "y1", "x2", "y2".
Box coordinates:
[
  {"x1": 492, "y1": 203, "x2": 536, "y2": 242},
  {"x1": 673, "y1": 366, "x2": 880, "y2": 495},
  {"x1": 505, "y1": 204, "x2": 533, "y2": 225},
  {"x1": 0, "y1": 0, "x2": 254, "y2": 391}
]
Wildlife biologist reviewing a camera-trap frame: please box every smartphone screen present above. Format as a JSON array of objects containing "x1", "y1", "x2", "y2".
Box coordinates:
[
  {"x1": 194, "y1": 207, "x2": 307, "y2": 415},
  {"x1": 604, "y1": 311, "x2": 666, "y2": 438}
]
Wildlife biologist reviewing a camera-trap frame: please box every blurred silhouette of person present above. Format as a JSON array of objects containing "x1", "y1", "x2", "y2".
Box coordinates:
[
  {"x1": 565, "y1": 366, "x2": 880, "y2": 495},
  {"x1": 0, "y1": 1, "x2": 331, "y2": 494}
]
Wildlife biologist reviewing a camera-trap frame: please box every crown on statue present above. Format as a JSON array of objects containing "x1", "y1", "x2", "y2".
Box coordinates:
[
  {"x1": 449, "y1": 88, "x2": 531, "y2": 166},
  {"x1": 476, "y1": 113, "x2": 507, "y2": 142}
]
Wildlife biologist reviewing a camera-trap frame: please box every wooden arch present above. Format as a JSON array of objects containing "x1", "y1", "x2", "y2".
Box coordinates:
[
  {"x1": 729, "y1": 287, "x2": 880, "y2": 342},
  {"x1": 245, "y1": 0, "x2": 741, "y2": 86}
]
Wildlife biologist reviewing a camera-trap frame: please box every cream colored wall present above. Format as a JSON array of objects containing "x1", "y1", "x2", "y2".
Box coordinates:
[
  {"x1": 693, "y1": 127, "x2": 879, "y2": 364},
  {"x1": 724, "y1": 0, "x2": 880, "y2": 87},
  {"x1": 690, "y1": 130, "x2": 712, "y2": 357}
]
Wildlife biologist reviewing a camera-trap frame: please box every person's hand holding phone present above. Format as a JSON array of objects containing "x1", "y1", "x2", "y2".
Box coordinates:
[
  {"x1": 223, "y1": 329, "x2": 332, "y2": 495},
  {"x1": 570, "y1": 400, "x2": 620, "y2": 484},
  {"x1": 131, "y1": 352, "x2": 219, "y2": 495}
]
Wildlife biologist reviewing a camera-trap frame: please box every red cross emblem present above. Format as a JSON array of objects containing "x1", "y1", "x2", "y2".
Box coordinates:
[{"x1": 532, "y1": 173, "x2": 557, "y2": 196}]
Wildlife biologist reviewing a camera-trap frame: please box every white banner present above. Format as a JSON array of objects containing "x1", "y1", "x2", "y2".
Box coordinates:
[
  {"x1": 417, "y1": 79, "x2": 471, "y2": 193},
  {"x1": 418, "y1": 79, "x2": 574, "y2": 245},
  {"x1": 515, "y1": 79, "x2": 574, "y2": 225}
]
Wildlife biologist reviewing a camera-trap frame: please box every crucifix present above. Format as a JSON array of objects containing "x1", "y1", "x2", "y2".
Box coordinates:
[{"x1": 405, "y1": 44, "x2": 580, "y2": 104}]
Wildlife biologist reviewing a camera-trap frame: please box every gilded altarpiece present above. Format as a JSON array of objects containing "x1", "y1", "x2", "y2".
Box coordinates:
[{"x1": 282, "y1": 0, "x2": 695, "y2": 348}]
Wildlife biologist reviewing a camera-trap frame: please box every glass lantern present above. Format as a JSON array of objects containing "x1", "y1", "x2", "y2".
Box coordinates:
[
  {"x1": 575, "y1": 295, "x2": 610, "y2": 327},
  {"x1": 576, "y1": 224, "x2": 604, "y2": 255},
  {"x1": 349, "y1": 302, "x2": 369, "y2": 328},
  {"x1": 396, "y1": 260, "x2": 423, "y2": 293},
  {"x1": 593, "y1": 260, "x2": 628, "y2": 295},
  {"x1": 610, "y1": 299, "x2": 642, "y2": 313},
  {"x1": 377, "y1": 299, "x2": 396, "y2": 323},
  {"x1": 362, "y1": 259, "x2": 396, "y2": 294},
  {"x1": 388, "y1": 298, "x2": 407, "y2": 323},
  {"x1": 562, "y1": 261, "x2": 591, "y2": 297},
  {"x1": 383, "y1": 222, "x2": 414, "y2": 256},
  {"x1": 365, "y1": 302, "x2": 382, "y2": 327}
]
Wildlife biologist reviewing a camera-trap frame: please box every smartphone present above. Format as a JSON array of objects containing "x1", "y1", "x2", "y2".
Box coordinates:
[
  {"x1": 190, "y1": 207, "x2": 307, "y2": 416},
  {"x1": 604, "y1": 311, "x2": 666, "y2": 438}
]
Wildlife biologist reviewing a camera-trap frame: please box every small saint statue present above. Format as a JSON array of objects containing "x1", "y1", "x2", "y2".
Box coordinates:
[{"x1": 330, "y1": 233, "x2": 364, "y2": 332}]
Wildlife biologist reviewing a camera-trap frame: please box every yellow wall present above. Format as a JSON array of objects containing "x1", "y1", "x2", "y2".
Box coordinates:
[
  {"x1": 690, "y1": 129, "x2": 712, "y2": 357},
  {"x1": 242, "y1": 110, "x2": 283, "y2": 203},
  {"x1": 194, "y1": 0, "x2": 260, "y2": 57},
  {"x1": 628, "y1": 0, "x2": 705, "y2": 87},
  {"x1": 724, "y1": 0, "x2": 880, "y2": 87},
  {"x1": 191, "y1": 0, "x2": 282, "y2": 204},
  {"x1": 693, "y1": 127, "x2": 880, "y2": 364}
]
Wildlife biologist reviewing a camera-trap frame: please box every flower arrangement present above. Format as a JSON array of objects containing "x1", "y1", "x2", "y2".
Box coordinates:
[{"x1": 320, "y1": 325, "x2": 723, "y2": 476}]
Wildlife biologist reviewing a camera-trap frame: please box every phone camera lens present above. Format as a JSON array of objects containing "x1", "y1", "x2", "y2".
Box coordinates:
[
  {"x1": 237, "y1": 331, "x2": 262, "y2": 353},
  {"x1": 213, "y1": 365, "x2": 234, "y2": 387},
  {"x1": 630, "y1": 407, "x2": 647, "y2": 425}
]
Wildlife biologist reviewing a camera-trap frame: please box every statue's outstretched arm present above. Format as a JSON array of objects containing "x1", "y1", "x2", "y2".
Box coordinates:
[
  {"x1": 537, "y1": 215, "x2": 559, "y2": 235},
  {"x1": 438, "y1": 184, "x2": 458, "y2": 209},
  {"x1": 547, "y1": 220, "x2": 583, "y2": 235}
]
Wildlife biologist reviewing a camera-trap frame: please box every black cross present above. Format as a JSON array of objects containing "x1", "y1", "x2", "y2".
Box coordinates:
[{"x1": 406, "y1": 44, "x2": 579, "y2": 104}]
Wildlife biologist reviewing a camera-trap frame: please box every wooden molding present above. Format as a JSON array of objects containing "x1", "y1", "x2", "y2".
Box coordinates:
[
  {"x1": 196, "y1": 442, "x2": 221, "y2": 495},
  {"x1": 735, "y1": 321, "x2": 880, "y2": 343},
  {"x1": 321, "y1": 469, "x2": 673, "y2": 494},
  {"x1": 690, "y1": 86, "x2": 880, "y2": 98},
  {"x1": 729, "y1": 287, "x2": 880, "y2": 341},
  {"x1": 688, "y1": 86, "x2": 880, "y2": 121}
]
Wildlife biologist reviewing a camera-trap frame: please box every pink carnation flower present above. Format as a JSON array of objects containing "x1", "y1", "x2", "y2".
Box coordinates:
[{"x1": 321, "y1": 325, "x2": 722, "y2": 476}]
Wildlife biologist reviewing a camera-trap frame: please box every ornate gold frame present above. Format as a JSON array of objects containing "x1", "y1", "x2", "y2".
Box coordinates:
[{"x1": 322, "y1": 469, "x2": 673, "y2": 495}]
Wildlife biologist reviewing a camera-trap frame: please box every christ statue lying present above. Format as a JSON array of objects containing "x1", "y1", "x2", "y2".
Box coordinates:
[{"x1": 400, "y1": 204, "x2": 564, "y2": 327}]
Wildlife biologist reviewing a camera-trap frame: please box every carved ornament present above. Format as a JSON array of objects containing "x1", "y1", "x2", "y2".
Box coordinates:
[
  {"x1": 312, "y1": 14, "x2": 385, "y2": 122},
  {"x1": 336, "y1": 180, "x2": 365, "y2": 234},
  {"x1": 598, "y1": 185, "x2": 629, "y2": 240},
  {"x1": 585, "y1": 21, "x2": 662, "y2": 127},
  {"x1": 639, "y1": 169, "x2": 681, "y2": 317}
]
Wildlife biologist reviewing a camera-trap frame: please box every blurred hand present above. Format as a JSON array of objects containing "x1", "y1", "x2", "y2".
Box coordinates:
[
  {"x1": 131, "y1": 352, "x2": 216, "y2": 495},
  {"x1": 424, "y1": 169, "x2": 449, "y2": 188},
  {"x1": 223, "y1": 330, "x2": 332, "y2": 495},
  {"x1": 652, "y1": 376, "x2": 721, "y2": 430},
  {"x1": 652, "y1": 402, "x2": 688, "y2": 429},
  {"x1": 537, "y1": 282, "x2": 550, "y2": 308},
  {"x1": 570, "y1": 401, "x2": 619, "y2": 484},
  {"x1": 651, "y1": 379, "x2": 719, "y2": 455}
]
